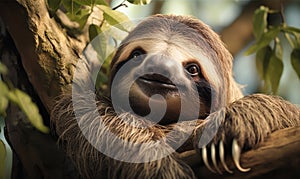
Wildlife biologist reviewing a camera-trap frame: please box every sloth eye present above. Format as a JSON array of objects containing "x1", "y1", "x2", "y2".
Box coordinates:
[
  {"x1": 129, "y1": 49, "x2": 145, "y2": 60},
  {"x1": 185, "y1": 64, "x2": 200, "y2": 76}
]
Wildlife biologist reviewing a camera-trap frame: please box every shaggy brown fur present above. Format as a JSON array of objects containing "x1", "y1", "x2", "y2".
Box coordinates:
[{"x1": 50, "y1": 14, "x2": 300, "y2": 178}]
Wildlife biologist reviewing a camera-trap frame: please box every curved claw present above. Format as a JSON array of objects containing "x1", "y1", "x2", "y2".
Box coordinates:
[
  {"x1": 219, "y1": 141, "x2": 233, "y2": 174},
  {"x1": 232, "y1": 139, "x2": 251, "y2": 172},
  {"x1": 202, "y1": 145, "x2": 216, "y2": 173},
  {"x1": 211, "y1": 143, "x2": 222, "y2": 174}
]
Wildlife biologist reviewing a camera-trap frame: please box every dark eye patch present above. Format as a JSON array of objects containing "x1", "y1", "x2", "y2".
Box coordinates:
[
  {"x1": 114, "y1": 47, "x2": 146, "y2": 73},
  {"x1": 185, "y1": 63, "x2": 200, "y2": 77},
  {"x1": 129, "y1": 48, "x2": 145, "y2": 60}
]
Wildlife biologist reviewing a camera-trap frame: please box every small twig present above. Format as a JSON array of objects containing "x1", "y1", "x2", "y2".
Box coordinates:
[
  {"x1": 112, "y1": 0, "x2": 128, "y2": 10},
  {"x1": 284, "y1": 31, "x2": 296, "y2": 48},
  {"x1": 279, "y1": 4, "x2": 286, "y2": 24}
]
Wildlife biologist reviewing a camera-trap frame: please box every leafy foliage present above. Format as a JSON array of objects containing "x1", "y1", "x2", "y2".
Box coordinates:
[
  {"x1": 0, "y1": 63, "x2": 49, "y2": 133},
  {"x1": 47, "y1": 0, "x2": 151, "y2": 91},
  {"x1": 245, "y1": 6, "x2": 300, "y2": 94}
]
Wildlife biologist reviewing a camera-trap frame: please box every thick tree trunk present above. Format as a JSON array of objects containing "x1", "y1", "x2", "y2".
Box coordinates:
[
  {"x1": 0, "y1": 0, "x2": 87, "y2": 111},
  {"x1": 0, "y1": 18, "x2": 81, "y2": 179},
  {"x1": 0, "y1": 0, "x2": 299, "y2": 178},
  {"x1": 0, "y1": 0, "x2": 86, "y2": 178}
]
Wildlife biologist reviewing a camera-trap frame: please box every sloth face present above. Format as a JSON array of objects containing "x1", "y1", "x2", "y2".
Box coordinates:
[
  {"x1": 110, "y1": 39, "x2": 212, "y2": 125},
  {"x1": 109, "y1": 15, "x2": 226, "y2": 125}
]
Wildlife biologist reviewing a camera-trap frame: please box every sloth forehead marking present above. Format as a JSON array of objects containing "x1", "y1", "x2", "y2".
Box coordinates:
[{"x1": 119, "y1": 38, "x2": 203, "y2": 64}]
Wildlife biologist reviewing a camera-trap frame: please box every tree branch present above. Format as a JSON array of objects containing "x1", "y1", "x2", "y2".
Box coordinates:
[
  {"x1": 179, "y1": 126, "x2": 300, "y2": 178},
  {"x1": 0, "y1": 0, "x2": 87, "y2": 112}
]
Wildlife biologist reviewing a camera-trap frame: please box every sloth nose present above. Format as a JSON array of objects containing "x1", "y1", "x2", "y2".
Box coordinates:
[{"x1": 143, "y1": 55, "x2": 179, "y2": 78}]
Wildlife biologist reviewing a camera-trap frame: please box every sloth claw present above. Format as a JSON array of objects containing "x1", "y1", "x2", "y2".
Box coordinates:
[
  {"x1": 211, "y1": 143, "x2": 222, "y2": 174},
  {"x1": 201, "y1": 139, "x2": 250, "y2": 174},
  {"x1": 232, "y1": 139, "x2": 251, "y2": 172},
  {"x1": 219, "y1": 141, "x2": 233, "y2": 173},
  {"x1": 202, "y1": 145, "x2": 216, "y2": 173}
]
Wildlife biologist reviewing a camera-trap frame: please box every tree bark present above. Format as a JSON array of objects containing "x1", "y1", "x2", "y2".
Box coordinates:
[
  {"x1": 0, "y1": 0, "x2": 86, "y2": 178},
  {"x1": 0, "y1": 0, "x2": 87, "y2": 112}
]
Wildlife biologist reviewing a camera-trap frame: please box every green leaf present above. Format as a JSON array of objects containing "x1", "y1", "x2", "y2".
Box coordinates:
[
  {"x1": 99, "y1": 5, "x2": 133, "y2": 32},
  {"x1": 282, "y1": 26, "x2": 300, "y2": 47},
  {"x1": 245, "y1": 27, "x2": 281, "y2": 55},
  {"x1": 94, "y1": 0, "x2": 108, "y2": 5},
  {"x1": 89, "y1": 24, "x2": 101, "y2": 41},
  {"x1": 274, "y1": 38, "x2": 283, "y2": 59},
  {"x1": 78, "y1": 13, "x2": 90, "y2": 29},
  {"x1": 0, "y1": 81, "x2": 9, "y2": 116},
  {"x1": 62, "y1": 0, "x2": 81, "y2": 14},
  {"x1": 266, "y1": 54, "x2": 283, "y2": 93},
  {"x1": 95, "y1": 50, "x2": 114, "y2": 91},
  {"x1": 73, "y1": 0, "x2": 92, "y2": 6},
  {"x1": 47, "y1": 0, "x2": 62, "y2": 11},
  {"x1": 256, "y1": 46, "x2": 272, "y2": 79},
  {"x1": 127, "y1": 0, "x2": 152, "y2": 5},
  {"x1": 283, "y1": 26, "x2": 300, "y2": 34},
  {"x1": 253, "y1": 6, "x2": 268, "y2": 40},
  {"x1": 89, "y1": 24, "x2": 113, "y2": 63},
  {"x1": 0, "y1": 63, "x2": 7, "y2": 74},
  {"x1": 89, "y1": 24, "x2": 108, "y2": 60},
  {"x1": 7, "y1": 89, "x2": 49, "y2": 133},
  {"x1": 0, "y1": 140, "x2": 6, "y2": 179},
  {"x1": 291, "y1": 48, "x2": 300, "y2": 79}
]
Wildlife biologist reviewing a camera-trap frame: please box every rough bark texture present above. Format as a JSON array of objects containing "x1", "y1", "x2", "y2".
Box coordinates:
[
  {"x1": 0, "y1": 0, "x2": 299, "y2": 178},
  {"x1": 0, "y1": 0, "x2": 87, "y2": 111},
  {"x1": 0, "y1": 0, "x2": 86, "y2": 178}
]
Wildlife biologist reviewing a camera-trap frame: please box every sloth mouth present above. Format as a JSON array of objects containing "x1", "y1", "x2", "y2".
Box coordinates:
[{"x1": 137, "y1": 74, "x2": 177, "y2": 90}]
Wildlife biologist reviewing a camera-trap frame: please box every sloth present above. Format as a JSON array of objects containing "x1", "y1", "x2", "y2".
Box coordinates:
[{"x1": 51, "y1": 14, "x2": 300, "y2": 178}]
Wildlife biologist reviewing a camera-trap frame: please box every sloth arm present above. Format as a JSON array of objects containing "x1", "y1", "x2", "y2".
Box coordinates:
[
  {"x1": 191, "y1": 93, "x2": 300, "y2": 176},
  {"x1": 195, "y1": 93, "x2": 300, "y2": 150}
]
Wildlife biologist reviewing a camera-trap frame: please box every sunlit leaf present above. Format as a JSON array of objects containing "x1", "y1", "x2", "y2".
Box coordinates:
[
  {"x1": 0, "y1": 140, "x2": 6, "y2": 179},
  {"x1": 282, "y1": 26, "x2": 300, "y2": 47},
  {"x1": 127, "y1": 0, "x2": 152, "y2": 5},
  {"x1": 62, "y1": 0, "x2": 81, "y2": 14},
  {"x1": 274, "y1": 38, "x2": 283, "y2": 59},
  {"x1": 291, "y1": 48, "x2": 300, "y2": 79},
  {"x1": 94, "y1": 0, "x2": 108, "y2": 5},
  {"x1": 99, "y1": 5, "x2": 133, "y2": 32},
  {"x1": 253, "y1": 6, "x2": 268, "y2": 40},
  {"x1": 256, "y1": 46, "x2": 272, "y2": 79},
  {"x1": 73, "y1": 0, "x2": 92, "y2": 6},
  {"x1": 245, "y1": 27, "x2": 281, "y2": 55},
  {"x1": 89, "y1": 24, "x2": 109, "y2": 61},
  {"x1": 283, "y1": 26, "x2": 300, "y2": 34},
  {"x1": 0, "y1": 63, "x2": 7, "y2": 74},
  {"x1": 7, "y1": 89, "x2": 49, "y2": 133},
  {"x1": 0, "y1": 81, "x2": 9, "y2": 116},
  {"x1": 47, "y1": 0, "x2": 62, "y2": 11},
  {"x1": 78, "y1": 14, "x2": 90, "y2": 29},
  {"x1": 266, "y1": 54, "x2": 283, "y2": 93}
]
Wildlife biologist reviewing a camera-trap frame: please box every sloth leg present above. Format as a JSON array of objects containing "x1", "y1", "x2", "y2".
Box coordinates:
[{"x1": 194, "y1": 94, "x2": 300, "y2": 174}]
